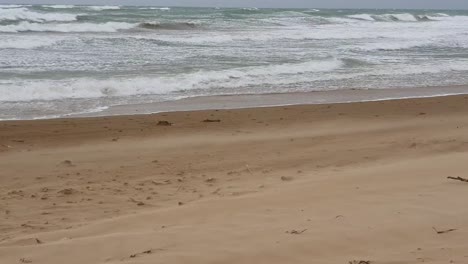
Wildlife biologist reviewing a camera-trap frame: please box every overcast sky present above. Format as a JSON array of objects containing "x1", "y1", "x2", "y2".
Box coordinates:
[{"x1": 2, "y1": 0, "x2": 468, "y2": 9}]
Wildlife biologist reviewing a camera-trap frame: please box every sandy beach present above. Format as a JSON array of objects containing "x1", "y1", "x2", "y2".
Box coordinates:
[{"x1": 1, "y1": 94, "x2": 468, "y2": 264}]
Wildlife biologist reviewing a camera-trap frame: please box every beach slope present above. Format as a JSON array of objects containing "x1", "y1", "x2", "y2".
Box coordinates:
[{"x1": 1, "y1": 95, "x2": 468, "y2": 264}]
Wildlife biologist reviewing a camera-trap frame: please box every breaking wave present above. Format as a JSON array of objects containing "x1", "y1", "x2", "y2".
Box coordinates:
[
  {"x1": 348, "y1": 40, "x2": 433, "y2": 51},
  {"x1": 138, "y1": 22, "x2": 197, "y2": 30},
  {"x1": 0, "y1": 59, "x2": 343, "y2": 102},
  {"x1": 0, "y1": 21, "x2": 135, "y2": 33},
  {"x1": 0, "y1": 4, "x2": 27, "y2": 8},
  {"x1": 0, "y1": 21, "x2": 202, "y2": 33},
  {"x1": 43, "y1": 5, "x2": 76, "y2": 9},
  {"x1": 347, "y1": 13, "x2": 436, "y2": 22},
  {"x1": 139, "y1": 7, "x2": 171, "y2": 11},
  {"x1": 0, "y1": 7, "x2": 77, "y2": 22},
  {"x1": 85, "y1": 5, "x2": 121, "y2": 11}
]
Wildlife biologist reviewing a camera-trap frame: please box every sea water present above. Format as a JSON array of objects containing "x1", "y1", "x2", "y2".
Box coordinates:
[{"x1": 1, "y1": 5, "x2": 468, "y2": 119}]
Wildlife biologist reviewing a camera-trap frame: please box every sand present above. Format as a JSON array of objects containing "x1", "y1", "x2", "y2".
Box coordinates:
[{"x1": 1, "y1": 95, "x2": 468, "y2": 264}]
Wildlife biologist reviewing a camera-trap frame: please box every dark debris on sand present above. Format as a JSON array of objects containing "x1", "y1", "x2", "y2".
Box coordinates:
[
  {"x1": 202, "y1": 119, "x2": 221, "y2": 123},
  {"x1": 157, "y1": 121, "x2": 172, "y2": 126}
]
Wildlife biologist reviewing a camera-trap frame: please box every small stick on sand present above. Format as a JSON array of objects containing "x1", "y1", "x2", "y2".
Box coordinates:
[
  {"x1": 447, "y1": 176, "x2": 468, "y2": 183},
  {"x1": 130, "y1": 249, "x2": 153, "y2": 258},
  {"x1": 432, "y1": 227, "x2": 457, "y2": 234},
  {"x1": 287, "y1": 229, "x2": 307, "y2": 235}
]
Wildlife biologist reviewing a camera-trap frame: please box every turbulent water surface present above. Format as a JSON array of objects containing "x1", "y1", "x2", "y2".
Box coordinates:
[{"x1": 1, "y1": 5, "x2": 468, "y2": 119}]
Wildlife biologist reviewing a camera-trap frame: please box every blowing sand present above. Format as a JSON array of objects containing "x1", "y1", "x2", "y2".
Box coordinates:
[{"x1": 1, "y1": 95, "x2": 468, "y2": 264}]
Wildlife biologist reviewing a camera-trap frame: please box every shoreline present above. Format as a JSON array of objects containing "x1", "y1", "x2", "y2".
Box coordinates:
[
  {"x1": 61, "y1": 85, "x2": 468, "y2": 119},
  {"x1": 2, "y1": 84, "x2": 468, "y2": 121}
]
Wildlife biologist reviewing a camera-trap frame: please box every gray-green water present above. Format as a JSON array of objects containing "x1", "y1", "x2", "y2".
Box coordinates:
[{"x1": 1, "y1": 5, "x2": 468, "y2": 119}]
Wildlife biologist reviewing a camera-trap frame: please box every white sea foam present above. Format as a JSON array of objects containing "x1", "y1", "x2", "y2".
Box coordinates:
[
  {"x1": 43, "y1": 5, "x2": 76, "y2": 9},
  {"x1": 0, "y1": 36, "x2": 64, "y2": 49},
  {"x1": 86, "y1": 5, "x2": 121, "y2": 11},
  {"x1": 0, "y1": 59, "x2": 343, "y2": 102},
  {"x1": 353, "y1": 34, "x2": 468, "y2": 51},
  {"x1": 242, "y1": 7, "x2": 259, "y2": 11},
  {"x1": 131, "y1": 20, "x2": 464, "y2": 45},
  {"x1": 386, "y1": 13, "x2": 418, "y2": 21},
  {"x1": 139, "y1": 7, "x2": 171, "y2": 10},
  {"x1": 347, "y1": 12, "x2": 465, "y2": 23},
  {"x1": 0, "y1": 7, "x2": 77, "y2": 22},
  {"x1": 348, "y1": 13, "x2": 427, "y2": 22},
  {"x1": 348, "y1": 14, "x2": 375, "y2": 21},
  {"x1": 2, "y1": 58, "x2": 468, "y2": 103},
  {"x1": 0, "y1": 4, "x2": 26, "y2": 8},
  {"x1": 281, "y1": 20, "x2": 461, "y2": 40},
  {"x1": 349, "y1": 39, "x2": 436, "y2": 51},
  {"x1": 105, "y1": 12, "x2": 468, "y2": 48},
  {"x1": 349, "y1": 60, "x2": 468, "y2": 82},
  {"x1": 0, "y1": 21, "x2": 135, "y2": 33}
]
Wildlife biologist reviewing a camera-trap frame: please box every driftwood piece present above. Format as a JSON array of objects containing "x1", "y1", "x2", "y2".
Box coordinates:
[{"x1": 447, "y1": 176, "x2": 468, "y2": 183}]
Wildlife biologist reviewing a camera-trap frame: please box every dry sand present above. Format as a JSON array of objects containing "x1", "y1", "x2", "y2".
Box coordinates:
[{"x1": 1, "y1": 95, "x2": 468, "y2": 264}]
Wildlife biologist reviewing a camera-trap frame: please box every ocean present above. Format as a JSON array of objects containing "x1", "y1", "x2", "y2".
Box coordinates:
[{"x1": 1, "y1": 4, "x2": 468, "y2": 120}]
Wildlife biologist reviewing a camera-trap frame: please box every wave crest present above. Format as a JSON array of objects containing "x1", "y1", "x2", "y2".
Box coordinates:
[
  {"x1": 0, "y1": 59, "x2": 343, "y2": 102},
  {"x1": 0, "y1": 7, "x2": 77, "y2": 22},
  {"x1": 348, "y1": 13, "x2": 434, "y2": 22},
  {"x1": 86, "y1": 6, "x2": 121, "y2": 11},
  {"x1": 43, "y1": 5, "x2": 76, "y2": 9},
  {"x1": 0, "y1": 21, "x2": 135, "y2": 33},
  {"x1": 0, "y1": 20, "x2": 199, "y2": 33},
  {"x1": 138, "y1": 22, "x2": 197, "y2": 30},
  {"x1": 0, "y1": 4, "x2": 27, "y2": 8},
  {"x1": 139, "y1": 7, "x2": 171, "y2": 11}
]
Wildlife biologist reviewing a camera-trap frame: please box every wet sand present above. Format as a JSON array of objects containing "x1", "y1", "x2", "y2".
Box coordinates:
[
  {"x1": 1, "y1": 95, "x2": 468, "y2": 264},
  {"x1": 76, "y1": 85, "x2": 468, "y2": 119}
]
